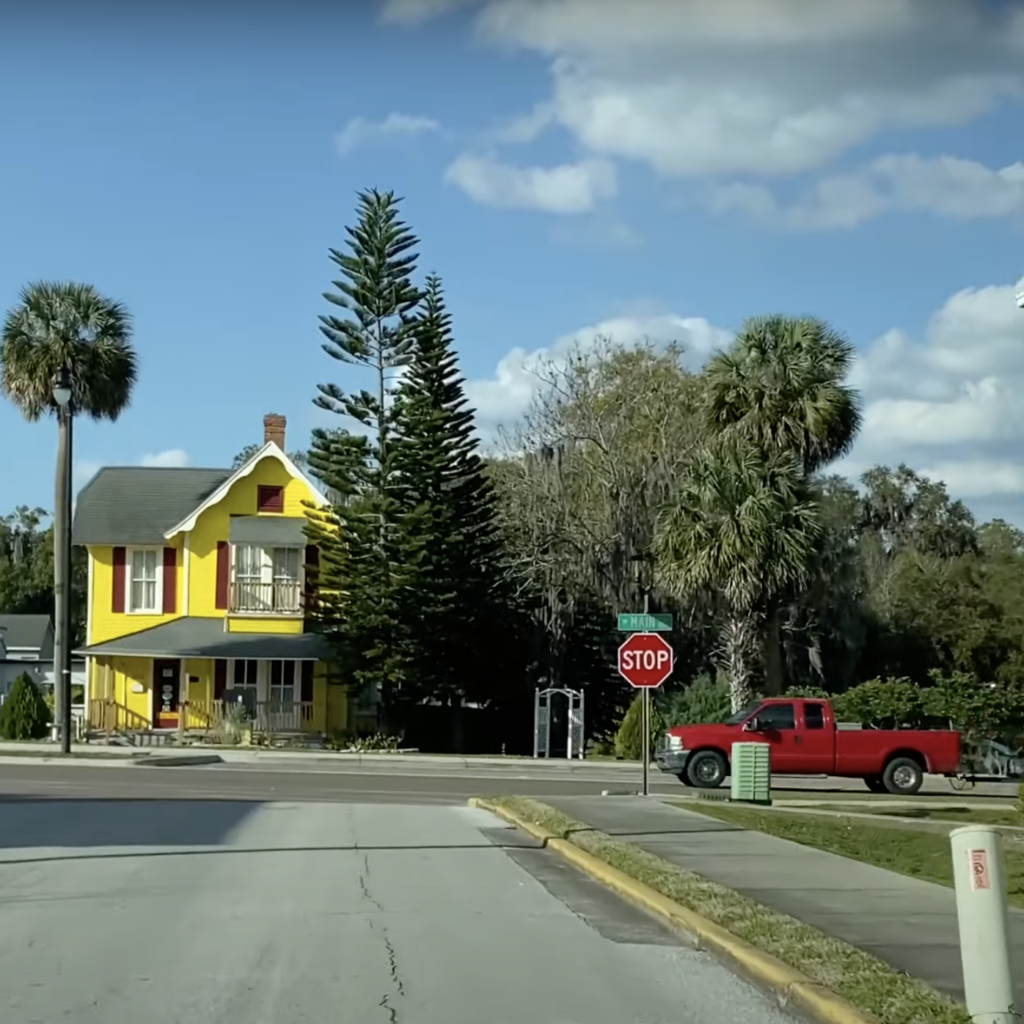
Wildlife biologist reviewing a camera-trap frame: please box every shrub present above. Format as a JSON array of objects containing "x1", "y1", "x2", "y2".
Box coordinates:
[
  {"x1": 831, "y1": 677, "x2": 926, "y2": 729},
  {"x1": 324, "y1": 728, "x2": 401, "y2": 752},
  {"x1": 614, "y1": 691, "x2": 666, "y2": 760},
  {"x1": 659, "y1": 673, "x2": 731, "y2": 726},
  {"x1": 0, "y1": 673, "x2": 51, "y2": 740}
]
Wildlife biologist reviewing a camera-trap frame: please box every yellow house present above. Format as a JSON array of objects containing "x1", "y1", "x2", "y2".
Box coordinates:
[{"x1": 73, "y1": 414, "x2": 347, "y2": 739}]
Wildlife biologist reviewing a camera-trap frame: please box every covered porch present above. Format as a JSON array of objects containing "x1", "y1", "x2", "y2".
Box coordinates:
[{"x1": 77, "y1": 617, "x2": 347, "y2": 740}]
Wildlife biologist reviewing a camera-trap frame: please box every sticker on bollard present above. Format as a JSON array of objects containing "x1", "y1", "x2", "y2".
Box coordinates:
[{"x1": 970, "y1": 849, "x2": 991, "y2": 890}]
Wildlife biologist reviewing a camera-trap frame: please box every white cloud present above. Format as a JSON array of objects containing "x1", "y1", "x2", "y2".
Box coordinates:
[
  {"x1": 468, "y1": 275, "x2": 1024, "y2": 517},
  {"x1": 140, "y1": 450, "x2": 192, "y2": 468},
  {"x1": 335, "y1": 113, "x2": 440, "y2": 155},
  {"x1": 709, "y1": 155, "x2": 1024, "y2": 229},
  {"x1": 444, "y1": 153, "x2": 617, "y2": 213},
  {"x1": 383, "y1": 0, "x2": 1024, "y2": 226},
  {"x1": 466, "y1": 312, "x2": 731, "y2": 436}
]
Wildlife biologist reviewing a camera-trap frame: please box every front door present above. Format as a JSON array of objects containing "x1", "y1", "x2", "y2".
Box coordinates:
[{"x1": 152, "y1": 659, "x2": 182, "y2": 729}]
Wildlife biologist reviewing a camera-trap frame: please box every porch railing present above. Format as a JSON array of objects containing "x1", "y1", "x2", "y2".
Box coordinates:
[
  {"x1": 89, "y1": 699, "x2": 152, "y2": 734},
  {"x1": 185, "y1": 699, "x2": 315, "y2": 734},
  {"x1": 229, "y1": 580, "x2": 302, "y2": 615},
  {"x1": 88, "y1": 697, "x2": 316, "y2": 737}
]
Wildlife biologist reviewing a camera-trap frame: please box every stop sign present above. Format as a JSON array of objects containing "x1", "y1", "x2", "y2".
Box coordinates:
[{"x1": 618, "y1": 633, "x2": 674, "y2": 689}]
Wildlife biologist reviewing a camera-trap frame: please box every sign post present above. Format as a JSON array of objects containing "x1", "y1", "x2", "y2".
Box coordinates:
[{"x1": 617, "y1": 631, "x2": 674, "y2": 796}]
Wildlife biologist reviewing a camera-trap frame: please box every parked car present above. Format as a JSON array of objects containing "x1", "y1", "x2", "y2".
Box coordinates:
[{"x1": 655, "y1": 697, "x2": 961, "y2": 795}]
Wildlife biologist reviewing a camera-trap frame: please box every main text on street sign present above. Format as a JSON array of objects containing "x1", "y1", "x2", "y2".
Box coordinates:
[
  {"x1": 618, "y1": 632, "x2": 674, "y2": 689},
  {"x1": 617, "y1": 612, "x2": 673, "y2": 632}
]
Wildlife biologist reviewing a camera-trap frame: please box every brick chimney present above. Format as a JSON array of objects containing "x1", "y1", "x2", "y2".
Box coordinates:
[{"x1": 263, "y1": 413, "x2": 286, "y2": 450}]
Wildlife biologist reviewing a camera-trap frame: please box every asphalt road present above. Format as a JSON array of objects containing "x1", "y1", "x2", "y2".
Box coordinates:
[
  {"x1": 0, "y1": 792, "x2": 794, "y2": 1023},
  {"x1": 0, "y1": 759, "x2": 1016, "y2": 803}
]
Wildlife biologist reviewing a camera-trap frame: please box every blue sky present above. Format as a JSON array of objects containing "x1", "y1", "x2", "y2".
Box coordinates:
[{"x1": 3, "y1": 0, "x2": 1024, "y2": 523}]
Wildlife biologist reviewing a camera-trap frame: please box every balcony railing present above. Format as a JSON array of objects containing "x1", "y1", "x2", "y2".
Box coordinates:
[{"x1": 229, "y1": 580, "x2": 302, "y2": 615}]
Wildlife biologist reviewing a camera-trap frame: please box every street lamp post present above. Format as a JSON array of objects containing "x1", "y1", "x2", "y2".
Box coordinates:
[{"x1": 52, "y1": 368, "x2": 74, "y2": 755}]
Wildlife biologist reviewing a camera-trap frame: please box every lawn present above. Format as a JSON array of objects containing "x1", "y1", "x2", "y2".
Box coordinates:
[
  {"x1": 689, "y1": 802, "x2": 1024, "y2": 909},
  {"x1": 809, "y1": 804, "x2": 1024, "y2": 827},
  {"x1": 486, "y1": 795, "x2": 970, "y2": 1024}
]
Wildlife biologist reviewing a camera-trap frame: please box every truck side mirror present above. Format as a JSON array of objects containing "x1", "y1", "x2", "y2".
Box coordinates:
[{"x1": 742, "y1": 719, "x2": 759, "y2": 733}]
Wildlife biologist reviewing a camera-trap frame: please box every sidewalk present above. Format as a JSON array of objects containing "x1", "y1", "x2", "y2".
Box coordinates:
[
  {"x1": 0, "y1": 740, "x2": 642, "y2": 772},
  {"x1": 545, "y1": 794, "x2": 1024, "y2": 1006}
]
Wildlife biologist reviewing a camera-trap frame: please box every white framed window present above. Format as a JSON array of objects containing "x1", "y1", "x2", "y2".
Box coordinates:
[
  {"x1": 230, "y1": 545, "x2": 302, "y2": 613},
  {"x1": 232, "y1": 659, "x2": 259, "y2": 691},
  {"x1": 127, "y1": 548, "x2": 162, "y2": 614},
  {"x1": 268, "y1": 660, "x2": 296, "y2": 705}
]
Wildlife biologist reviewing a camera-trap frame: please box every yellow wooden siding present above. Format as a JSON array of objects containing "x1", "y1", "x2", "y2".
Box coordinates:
[
  {"x1": 88, "y1": 656, "x2": 153, "y2": 727},
  {"x1": 186, "y1": 458, "x2": 317, "y2": 620},
  {"x1": 226, "y1": 617, "x2": 304, "y2": 634},
  {"x1": 88, "y1": 542, "x2": 184, "y2": 646},
  {"x1": 85, "y1": 456, "x2": 321, "y2": 645}
]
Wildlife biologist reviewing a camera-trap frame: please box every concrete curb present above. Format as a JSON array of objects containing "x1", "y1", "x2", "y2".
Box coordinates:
[
  {"x1": 469, "y1": 797, "x2": 878, "y2": 1024},
  {"x1": 133, "y1": 754, "x2": 225, "y2": 768}
]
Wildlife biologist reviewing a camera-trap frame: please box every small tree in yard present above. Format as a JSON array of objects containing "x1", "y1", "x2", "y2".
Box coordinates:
[
  {"x1": 0, "y1": 673, "x2": 51, "y2": 740},
  {"x1": 614, "y1": 691, "x2": 666, "y2": 760}
]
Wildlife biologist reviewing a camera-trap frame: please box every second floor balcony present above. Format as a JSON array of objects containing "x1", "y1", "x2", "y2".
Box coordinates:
[{"x1": 229, "y1": 579, "x2": 303, "y2": 616}]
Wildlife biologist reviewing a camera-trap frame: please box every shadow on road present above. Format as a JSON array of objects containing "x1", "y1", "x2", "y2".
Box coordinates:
[{"x1": 0, "y1": 797, "x2": 262, "y2": 850}]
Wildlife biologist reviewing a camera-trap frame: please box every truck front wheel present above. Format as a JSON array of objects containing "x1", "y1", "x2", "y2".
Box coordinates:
[
  {"x1": 882, "y1": 756, "x2": 924, "y2": 795},
  {"x1": 686, "y1": 750, "x2": 728, "y2": 789}
]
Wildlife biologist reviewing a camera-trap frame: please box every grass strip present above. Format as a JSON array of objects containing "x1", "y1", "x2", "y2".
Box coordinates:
[
  {"x1": 806, "y1": 804, "x2": 1023, "y2": 828},
  {"x1": 691, "y1": 802, "x2": 1024, "y2": 909},
  {"x1": 488, "y1": 795, "x2": 969, "y2": 1024}
]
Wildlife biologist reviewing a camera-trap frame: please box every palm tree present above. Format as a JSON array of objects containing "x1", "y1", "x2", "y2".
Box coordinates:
[
  {"x1": 654, "y1": 443, "x2": 822, "y2": 711},
  {"x1": 702, "y1": 315, "x2": 862, "y2": 693},
  {"x1": 1, "y1": 282, "x2": 136, "y2": 420},
  {"x1": 703, "y1": 314, "x2": 862, "y2": 476},
  {"x1": 2, "y1": 281, "x2": 136, "y2": 745}
]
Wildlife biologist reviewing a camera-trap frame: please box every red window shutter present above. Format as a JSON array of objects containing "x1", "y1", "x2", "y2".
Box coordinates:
[
  {"x1": 162, "y1": 547, "x2": 177, "y2": 614},
  {"x1": 215, "y1": 541, "x2": 229, "y2": 609},
  {"x1": 214, "y1": 659, "x2": 227, "y2": 700},
  {"x1": 300, "y1": 661, "x2": 314, "y2": 703},
  {"x1": 112, "y1": 546, "x2": 127, "y2": 613},
  {"x1": 257, "y1": 485, "x2": 284, "y2": 513},
  {"x1": 304, "y1": 544, "x2": 319, "y2": 611}
]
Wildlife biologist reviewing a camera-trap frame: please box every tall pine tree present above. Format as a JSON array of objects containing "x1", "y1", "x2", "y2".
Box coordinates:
[
  {"x1": 306, "y1": 190, "x2": 423, "y2": 719},
  {"x1": 391, "y1": 275, "x2": 508, "y2": 721}
]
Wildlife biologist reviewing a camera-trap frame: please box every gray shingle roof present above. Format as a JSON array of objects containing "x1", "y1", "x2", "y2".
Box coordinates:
[
  {"x1": 0, "y1": 614, "x2": 53, "y2": 656},
  {"x1": 73, "y1": 467, "x2": 233, "y2": 546},
  {"x1": 76, "y1": 616, "x2": 332, "y2": 660},
  {"x1": 229, "y1": 516, "x2": 308, "y2": 546}
]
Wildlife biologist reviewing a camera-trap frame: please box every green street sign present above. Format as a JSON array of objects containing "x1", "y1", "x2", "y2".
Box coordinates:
[{"x1": 617, "y1": 613, "x2": 673, "y2": 633}]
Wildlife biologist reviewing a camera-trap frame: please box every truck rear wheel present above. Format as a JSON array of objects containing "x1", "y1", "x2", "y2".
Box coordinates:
[
  {"x1": 882, "y1": 756, "x2": 924, "y2": 795},
  {"x1": 864, "y1": 776, "x2": 886, "y2": 793},
  {"x1": 686, "y1": 750, "x2": 728, "y2": 789}
]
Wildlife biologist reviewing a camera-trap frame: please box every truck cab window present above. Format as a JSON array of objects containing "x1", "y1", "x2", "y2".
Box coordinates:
[
  {"x1": 804, "y1": 703, "x2": 825, "y2": 730},
  {"x1": 757, "y1": 703, "x2": 795, "y2": 730}
]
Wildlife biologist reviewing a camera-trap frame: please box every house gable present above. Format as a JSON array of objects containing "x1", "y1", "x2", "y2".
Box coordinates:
[{"x1": 163, "y1": 442, "x2": 328, "y2": 540}]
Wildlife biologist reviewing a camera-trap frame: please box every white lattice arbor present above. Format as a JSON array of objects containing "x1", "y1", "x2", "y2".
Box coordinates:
[{"x1": 533, "y1": 687, "x2": 585, "y2": 759}]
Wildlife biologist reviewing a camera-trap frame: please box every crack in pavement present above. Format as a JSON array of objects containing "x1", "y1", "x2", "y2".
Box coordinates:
[{"x1": 355, "y1": 845, "x2": 405, "y2": 1023}]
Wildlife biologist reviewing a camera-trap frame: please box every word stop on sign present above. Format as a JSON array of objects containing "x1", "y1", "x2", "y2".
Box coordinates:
[{"x1": 620, "y1": 649, "x2": 672, "y2": 671}]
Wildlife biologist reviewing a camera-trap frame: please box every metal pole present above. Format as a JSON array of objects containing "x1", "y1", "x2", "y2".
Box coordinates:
[
  {"x1": 52, "y1": 408, "x2": 70, "y2": 749},
  {"x1": 950, "y1": 825, "x2": 1014, "y2": 1023},
  {"x1": 641, "y1": 586, "x2": 651, "y2": 797},
  {"x1": 60, "y1": 406, "x2": 74, "y2": 755}
]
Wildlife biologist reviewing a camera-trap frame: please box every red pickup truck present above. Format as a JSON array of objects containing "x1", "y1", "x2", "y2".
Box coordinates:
[{"x1": 655, "y1": 697, "x2": 961, "y2": 795}]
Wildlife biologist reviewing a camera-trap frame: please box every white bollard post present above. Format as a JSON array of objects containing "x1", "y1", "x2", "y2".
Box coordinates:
[{"x1": 950, "y1": 825, "x2": 1016, "y2": 1024}]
